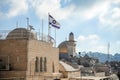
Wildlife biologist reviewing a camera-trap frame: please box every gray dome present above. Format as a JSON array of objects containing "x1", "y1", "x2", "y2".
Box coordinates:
[{"x1": 6, "y1": 28, "x2": 37, "y2": 40}]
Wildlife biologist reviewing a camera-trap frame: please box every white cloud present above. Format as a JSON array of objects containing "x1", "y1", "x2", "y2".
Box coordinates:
[
  {"x1": 79, "y1": 1, "x2": 109, "y2": 20},
  {"x1": 116, "y1": 41, "x2": 120, "y2": 45},
  {"x1": 99, "y1": 6, "x2": 120, "y2": 29},
  {"x1": 7, "y1": 0, "x2": 28, "y2": 17},
  {"x1": 78, "y1": 34, "x2": 100, "y2": 43},
  {"x1": 112, "y1": 8, "x2": 120, "y2": 19},
  {"x1": 98, "y1": 1, "x2": 120, "y2": 30},
  {"x1": 0, "y1": 0, "x2": 28, "y2": 18},
  {"x1": 73, "y1": 0, "x2": 120, "y2": 32},
  {"x1": 77, "y1": 34, "x2": 120, "y2": 54},
  {"x1": 30, "y1": 0, "x2": 74, "y2": 20},
  {"x1": 77, "y1": 34, "x2": 107, "y2": 53}
]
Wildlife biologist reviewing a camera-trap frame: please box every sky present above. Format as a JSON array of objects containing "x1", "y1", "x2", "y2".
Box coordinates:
[{"x1": 0, "y1": 0, "x2": 120, "y2": 54}]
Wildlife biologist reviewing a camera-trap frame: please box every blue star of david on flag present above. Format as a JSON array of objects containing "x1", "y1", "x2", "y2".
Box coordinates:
[{"x1": 49, "y1": 14, "x2": 60, "y2": 29}]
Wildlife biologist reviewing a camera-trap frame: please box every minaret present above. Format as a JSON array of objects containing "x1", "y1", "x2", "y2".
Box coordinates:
[
  {"x1": 69, "y1": 32, "x2": 74, "y2": 41},
  {"x1": 68, "y1": 32, "x2": 76, "y2": 57}
]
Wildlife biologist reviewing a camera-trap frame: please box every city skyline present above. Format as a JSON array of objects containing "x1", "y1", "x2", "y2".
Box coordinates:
[{"x1": 0, "y1": 0, "x2": 120, "y2": 54}]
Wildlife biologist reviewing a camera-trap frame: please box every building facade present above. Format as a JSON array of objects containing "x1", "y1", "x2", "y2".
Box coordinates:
[{"x1": 0, "y1": 28, "x2": 60, "y2": 80}]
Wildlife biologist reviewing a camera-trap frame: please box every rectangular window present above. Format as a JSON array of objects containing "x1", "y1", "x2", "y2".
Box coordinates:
[
  {"x1": 44, "y1": 57, "x2": 47, "y2": 72},
  {"x1": 40, "y1": 57, "x2": 42, "y2": 72},
  {"x1": 35, "y1": 57, "x2": 39, "y2": 72},
  {"x1": 39, "y1": 57, "x2": 47, "y2": 72}
]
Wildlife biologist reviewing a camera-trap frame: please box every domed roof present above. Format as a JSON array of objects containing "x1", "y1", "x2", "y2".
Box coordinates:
[
  {"x1": 58, "y1": 41, "x2": 68, "y2": 54},
  {"x1": 70, "y1": 32, "x2": 73, "y2": 35},
  {"x1": 6, "y1": 28, "x2": 37, "y2": 40}
]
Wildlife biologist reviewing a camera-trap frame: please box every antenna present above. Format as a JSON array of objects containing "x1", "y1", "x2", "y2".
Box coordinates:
[
  {"x1": 42, "y1": 18, "x2": 44, "y2": 41},
  {"x1": 39, "y1": 29, "x2": 40, "y2": 40},
  {"x1": 16, "y1": 21, "x2": 18, "y2": 28},
  {"x1": 26, "y1": 17, "x2": 29, "y2": 29},
  {"x1": 107, "y1": 42, "x2": 110, "y2": 62}
]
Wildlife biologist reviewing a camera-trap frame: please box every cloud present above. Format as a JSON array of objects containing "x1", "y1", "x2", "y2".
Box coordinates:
[
  {"x1": 77, "y1": 34, "x2": 120, "y2": 54},
  {"x1": 63, "y1": 0, "x2": 119, "y2": 31},
  {"x1": 29, "y1": 0, "x2": 74, "y2": 20},
  {"x1": 0, "y1": 0, "x2": 28, "y2": 18},
  {"x1": 7, "y1": 0, "x2": 28, "y2": 17},
  {"x1": 81, "y1": 1, "x2": 109, "y2": 20},
  {"x1": 116, "y1": 41, "x2": 120, "y2": 45},
  {"x1": 78, "y1": 34, "x2": 100, "y2": 44},
  {"x1": 99, "y1": 3, "x2": 120, "y2": 30},
  {"x1": 77, "y1": 34, "x2": 107, "y2": 53}
]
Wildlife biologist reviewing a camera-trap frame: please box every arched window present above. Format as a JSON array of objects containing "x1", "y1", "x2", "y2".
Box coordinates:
[
  {"x1": 35, "y1": 57, "x2": 39, "y2": 72},
  {"x1": 44, "y1": 57, "x2": 47, "y2": 72},
  {"x1": 40, "y1": 57, "x2": 42, "y2": 72},
  {"x1": 52, "y1": 62, "x2": 54, "y2": 73}
]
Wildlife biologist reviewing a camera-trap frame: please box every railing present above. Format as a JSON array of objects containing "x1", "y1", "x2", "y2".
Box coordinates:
[{"x1": 0, "y1": 30, "x2": 55, "y2": 43}]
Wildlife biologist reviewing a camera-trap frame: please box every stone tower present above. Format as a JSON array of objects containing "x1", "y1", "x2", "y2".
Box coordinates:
[
  {"x1": 68, "y1": 32, "x2": 76, "y2": 57},
  {"x1": 69, "y1": 32, "x2": 74, "y2": 41}
]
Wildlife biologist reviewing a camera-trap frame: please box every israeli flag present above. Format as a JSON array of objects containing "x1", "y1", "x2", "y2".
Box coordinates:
[{"x1": 49, "y1": 14, "x2": 60, "y2": 29}]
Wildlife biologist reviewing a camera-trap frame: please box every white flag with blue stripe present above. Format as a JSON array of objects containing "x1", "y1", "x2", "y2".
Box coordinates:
[{"x1": 49, "y1": 14, "x2": 60, "y2": 29}]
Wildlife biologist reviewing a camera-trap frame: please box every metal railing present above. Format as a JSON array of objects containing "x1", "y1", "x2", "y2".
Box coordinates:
[{"x1": 0, "y1": 30, "x2": 54, "y2": 43}]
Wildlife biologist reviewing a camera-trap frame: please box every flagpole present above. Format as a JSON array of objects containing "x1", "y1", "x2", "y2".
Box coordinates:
[
  {"x1": 55, "y1": 28, "x2": 56, "y2": 47},
  {"x1": 48, "y1": 13, "x2": 51, "y2": 42}
]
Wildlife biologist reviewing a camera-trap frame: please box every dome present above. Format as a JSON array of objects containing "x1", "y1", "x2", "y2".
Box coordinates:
[
  {"x1": 58, "y1": 32, "x2": 76, "y2": 57},
  {"x1": 70, "y1": 32, "x2": 73, "y2": 35},
  {"x1": 6, "y1": 28, "x2": 37, "y2": 40},
  {"x1": 58, "y1": 41, "x2": 68, "y2": 54}
]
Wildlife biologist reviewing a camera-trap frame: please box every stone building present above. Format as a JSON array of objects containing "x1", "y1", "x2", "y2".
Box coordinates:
[
  {"x1": 59, "y1": 61, "x2": 80, "y2": 78},
  {"x1": 0, "y1": 28, "x2": 60, "y2": 80},
  {"x1": 58, "y1": 32, "x2": 76, "y2": 60}
]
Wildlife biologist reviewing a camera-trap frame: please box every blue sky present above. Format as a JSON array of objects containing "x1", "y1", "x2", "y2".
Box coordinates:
[{"x1": 0, "y1": 0, "x2": 120, "y2": 54}]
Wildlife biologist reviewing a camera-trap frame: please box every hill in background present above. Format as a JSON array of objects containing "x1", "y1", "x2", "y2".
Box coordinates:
[{"x1": 77, "y1": 52, "x2": 120, "y2": 62}]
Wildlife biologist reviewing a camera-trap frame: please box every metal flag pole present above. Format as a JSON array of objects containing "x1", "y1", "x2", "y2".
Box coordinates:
[
  {"x1": 48, "y1": 13, "x2": 51, "y2": 42},
  {"x1": 42, "y1": 18, "x2": 44, "y2": 41},
  {"x1": 55, "y1": 28, "x2": 56, "y2": 47}
]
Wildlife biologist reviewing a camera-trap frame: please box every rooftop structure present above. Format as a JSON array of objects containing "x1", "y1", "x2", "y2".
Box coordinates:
[{"x1": 0, "y1": 28, "x2": 60, "y2": 80}]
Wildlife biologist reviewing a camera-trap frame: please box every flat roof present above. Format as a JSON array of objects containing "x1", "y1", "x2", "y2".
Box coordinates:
[{"x1": 73, "y1": 76, "x2": 109, "y2": 80}]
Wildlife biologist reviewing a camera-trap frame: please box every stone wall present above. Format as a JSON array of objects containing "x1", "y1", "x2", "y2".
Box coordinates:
[
  {"x1": 0, "y1": 39, "x2": 60, "y2": 80},
  {"x1": 0, "y1": 40, "x2": 27, "y2": 71},
  {"x1": 26, "y1": 40, "x2": 59, "y2": 77}
]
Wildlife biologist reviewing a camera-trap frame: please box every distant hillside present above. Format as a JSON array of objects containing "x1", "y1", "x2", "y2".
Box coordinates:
[{"x1": 79, "y1": 52, "x2": 120, "y2": 62}]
